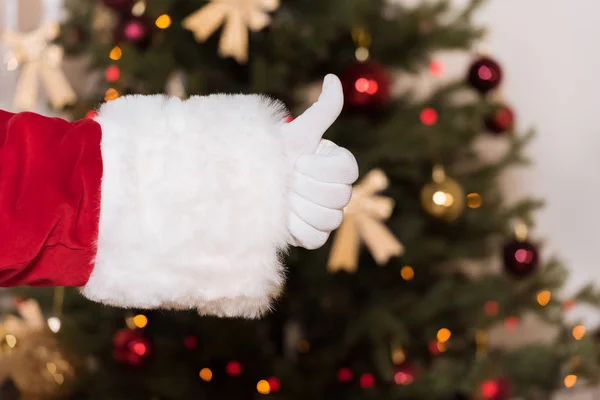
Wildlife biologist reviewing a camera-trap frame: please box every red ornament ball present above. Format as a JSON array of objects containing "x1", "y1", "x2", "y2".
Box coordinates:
[
  {"x1": 485, "y1": 104, "x2": 514, "y2": 134},
  {"x1": 503, "y1": 239, "x2": 539, "y2": 278},
  {"x1": 226, "y1": 361, "x2": 242, "y2": 376},
  {"x1": 467, "y1": 57, "x2": 503, "y2": 94},
  {"x1": 341, "y1": 61, "x2": 391, "y2": 109},
  {"x1": 480, "y1": 377, "x2": 510, "y2": 400},
  {"x1": 112, "y1": 328, "x2": 151, "y2": 366},
  {"x1": 116, "y1": 16, "x2": 151, "y2": 48},
  {"x1": 102, "y1": 0, "x2": 134, "y2": 11}
]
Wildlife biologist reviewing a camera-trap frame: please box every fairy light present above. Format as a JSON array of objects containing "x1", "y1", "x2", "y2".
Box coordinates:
[
  {"x1": 131, "y1": 1, "x2": 146, "y2": 16},
  {"x1": 564, "y1": 374, "x2": 577, "y2": 388},
  {"x1": 537, "y1": 290, "x2": 551, "y2": 306},
  {"x1": 267, "y1": 377, "x2": 280, "y2": 393},
  {"x1": 484, "y1": 301, "x2": 499, "y2": 316},
  {"x1": 104, "y1": 88, "x2": 119, "y2": 101},
  {"x1": 504, "y1": 316, "x2": 519, "y2": 330},
  {"x1": 5, "y1": 335, "x2": 16, "y2": 348},
  {"x1": 133, "y1": 314, "x2": 148, "y2": 328},
  {"x1": 437, "y1": 328, "x2": 451, "y2": 343},
  {"x1": 392, "y1": 348, "x2": 405, "y2": 365},
  {"x1": 400, "y1": 266, "x2": 415, "y2": 281},
  {"x1": 199, "y1": 368, "x2": 213, "y2": 382},
  {"x1": 297, "y1": 340, "x2": 310, "y2": 353},
  {"x1": 572, "y1": 325, "x2": 585, "y2": 340},
  {"x1": 47, "y1": 317, "x2": 62, "y2": 333},
  {"x1": 105, "y1": 65, "x2": 120, "y2": 82},
  {"x1": 257, "y1": 380, "x2": 271, "y2": 395},
  {"x1": 420, "y1": 108, "x2": 438, "y2": 125},
  {"x1": 109, "y1": 46, "x2": 123, "y2": 61},
  {"x1": 156, "y1": 14, "x2": 172, "y2": 29},
  {"x1": 338, "y1": 368, "x2": 353, "y2": 382},
  {"x1": 467, "y1": 193, "x2": 483, "y2": 209}
]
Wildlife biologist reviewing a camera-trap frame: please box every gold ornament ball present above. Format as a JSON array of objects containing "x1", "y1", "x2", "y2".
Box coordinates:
[{"x1": 420, "y1": 176, "x2": 465, "y2": 222}]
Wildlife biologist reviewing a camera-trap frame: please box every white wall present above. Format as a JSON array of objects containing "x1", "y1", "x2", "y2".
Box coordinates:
[{"x1": 474, "y1": 0, "x2": 600, "y2": 325}]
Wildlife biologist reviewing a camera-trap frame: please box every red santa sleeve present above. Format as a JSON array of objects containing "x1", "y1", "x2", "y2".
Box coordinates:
[
  {"x1": 0, "y1": 94, "x2": 292, "y2": 318},
  {"x1": 0, "y1": 109, "x2": 102, "y2": 287}
]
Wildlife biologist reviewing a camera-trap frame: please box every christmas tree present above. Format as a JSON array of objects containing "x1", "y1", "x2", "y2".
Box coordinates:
[{"x1": 4, "y1": 0, "x2": 600, "y2": 399}]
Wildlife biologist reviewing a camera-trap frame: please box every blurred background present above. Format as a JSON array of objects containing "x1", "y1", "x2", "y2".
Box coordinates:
[{"x1": 1, "y1": 0, "x2": 600, "y2": 399}]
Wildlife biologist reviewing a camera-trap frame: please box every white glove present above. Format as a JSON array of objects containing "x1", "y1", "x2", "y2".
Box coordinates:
[{"x1": 282, "y1": 75, "x2": 359, "y2": 249}]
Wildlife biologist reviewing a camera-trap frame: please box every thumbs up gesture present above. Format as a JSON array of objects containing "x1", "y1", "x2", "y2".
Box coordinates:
[{"x1": 283, "y1": 75, "x2": 359, "y2": 249}]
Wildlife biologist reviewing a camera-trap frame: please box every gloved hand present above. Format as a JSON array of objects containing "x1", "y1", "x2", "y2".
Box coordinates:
[{"x1": 283, "y1": 75, "x2": 359, "y2": 249}]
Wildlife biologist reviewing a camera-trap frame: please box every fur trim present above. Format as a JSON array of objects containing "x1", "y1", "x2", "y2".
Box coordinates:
[{"x1": 81, "y1": 94, "x2": 291, "y2": 318}]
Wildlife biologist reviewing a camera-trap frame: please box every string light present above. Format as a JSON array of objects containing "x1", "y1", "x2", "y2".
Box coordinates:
[
  {"x1": 467, "y1": 193, "x2": 483, "y2": 209},
  {"x1": 338, "y1": 368, "x2": 353, "y2": 382},
  {"x1": 537, "y1": 290, "x2": 551, "y2": 306},
  {"x1": 183, "y1": 335, "x2": 198, "y2": 349},
  {"x1": 54, "y1": 373, "x2": 65, "y2": 385},
  {"x1": 400, "y1": 266, "x2": 414, "y2": 281},
  {"x1": 564, "y1": 374, "x2": 577, "y2": 388},
  {"x1": 480, "y1": 380, "x2": 499, "y2": 398},
  {"x1": 429, "y1": 60, "x2": 444, "y2": 76},
  {"x1": 47, "y1": 316, "x2": 62, "y2": 333},
  {"x1": 572, "y1": 325, "x2": 586, "y2": 340},
  {"x1": 437, "y1": 328, "x2": 451, "y2": 343},
  {"x1": 394, "y1": 370, "x2": 414, "y2": 385},
  {"x1": 355, "y1": 78, "x2": 379, "y2": 95},
  {"x1": 133, "y1": 314, "x2": 148, "y2": 328},
  {"x1": 156, "y1": 14, "x2": 172, "y2": 29},
  {"x1": 504, "y1": 316, "x2": 519, "y2": 330},
  {"x1": 267, "y1": 377, "x2": 280, "y2": 393},
  {"x1": 199, "y1": 368, "x2": 213, "y2": 382},
  {"x1": 563, "y1": 299, "x2": 576, "y2": 311},
  {"x1": 420, "y1": 107, "x2": 438, "y2": 125},
  {"x1": 105, "y1": 88, "x2": 119, "y2": 101},
  {"x1": 257, "y1": 380, "x2": 271, "y2": 394},
  {"x1": 297, "y1": 340, "x2": 310, "y2": 353},
  {"x1": 355, "y1": 47, "x2": 370, "y2": 62},
  {"x1": 109, "y1": 46, "x2": 123, "y2": 61},
  {"x1": 5, "y1": 334, "x2": 16, "y2": 348},
  {"x1": 131, "y1": 1, "x2": 146, "y2": 16},
  {"x1": 226, "y1": 361, "x2": 242, "y2": 376},
  {"x1": 392, "y1": 348, "x2": 406, "y2": 365},
  {"x1": 359, "y1": 373, "x2": 375, "y2": 389},
  {"x1": 47, "y1": 362, "x2": 57, "y2": 374},
  {"x1": 484, "y1": 301, "x2": 499, "y2": 316},
  {"x1": 105, "y1": 65, "x2": 120, "y2": 82}
]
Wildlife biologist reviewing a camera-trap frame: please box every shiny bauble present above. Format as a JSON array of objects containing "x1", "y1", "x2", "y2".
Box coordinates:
[{"x1": 467, "y1": 57, "x2": 503, "y2": 94}]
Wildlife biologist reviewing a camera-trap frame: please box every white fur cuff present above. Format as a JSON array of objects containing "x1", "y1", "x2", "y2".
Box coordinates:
[{"x1": 81, "y1": 94, "x2": 292, "y2": 318}]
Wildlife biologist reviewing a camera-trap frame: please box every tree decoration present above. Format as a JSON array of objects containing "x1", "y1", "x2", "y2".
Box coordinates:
[
  {"x1": 503, "y1": 223, "x2": 539, "y2": 278},
  {"x1": 393, "y1": 361, "x2": 417, "y2": 385},
  {"x1": 2, "y1": 22, "x2": 76, "y2": 110},
  {"x1": 467, "y1": 56, "x2": 503, "y2": 94},
  {"x1": 485, "y1": 103, "x2": 515, "y2": 134},
  {"x1": 92, "y1": 4, "x2": 118, "y2": 44},
  {"x1": 112, "y1": 328, "x2": 151, "y2": 366},
  {"x1": 479, "y1": 377, "x2": 510, "y2": 400},
  {"x1": 341, "y1": 61, "x2": 391, "y2": 109},
  {"x1": 182, "y1": 0, "x2": 280, "y2": 64},
  {"x1": 420, "y1": 165, "x2": 465, "y2": 222},
  {"x1": 116, "y1": 16, "x2": 151, "y2": 48},
  {"x1": 337, "y1": 368, "x2": 352, "y2": 382},
  {"x1": 327, "y1": 169, "x2": 404, "y2": 273},
  {"x1": 0, "y1": 300, "x2": 74, "y2": 398}
]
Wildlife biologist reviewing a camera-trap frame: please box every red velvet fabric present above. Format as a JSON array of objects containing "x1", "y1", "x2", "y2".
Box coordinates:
[{"x1": 0, "y1": 110, "x2": 103, "y2": 287}]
